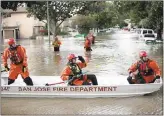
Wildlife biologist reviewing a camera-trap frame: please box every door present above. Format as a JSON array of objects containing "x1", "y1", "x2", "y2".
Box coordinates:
[
  {"x1": 15, "y1": 29, "x2": 20, "y2": 39},
  {"x1": 4, "y1": 30, "x2": 14, "y2": 39}
]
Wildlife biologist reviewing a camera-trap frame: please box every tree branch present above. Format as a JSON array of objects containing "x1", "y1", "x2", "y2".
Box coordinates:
[
  {"x1": 42, "y1": 20, "x2": 46, "y2": 23},
  {"x1": 56, "y1": 20, "x2": 64, "y2": 29}
]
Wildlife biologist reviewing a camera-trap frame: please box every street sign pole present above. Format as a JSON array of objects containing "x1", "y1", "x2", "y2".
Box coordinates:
[{"x1": 47, "y1": 1, "x2": 50, "y2": 43}]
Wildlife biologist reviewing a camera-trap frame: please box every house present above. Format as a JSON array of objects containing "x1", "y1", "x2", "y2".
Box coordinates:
[{"x1": 1, "y1": 7, "x2": 45, "y2": 40}]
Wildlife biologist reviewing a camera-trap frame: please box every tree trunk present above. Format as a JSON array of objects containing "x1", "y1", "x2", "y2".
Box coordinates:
[
  {"x1": 49, "y1": 19, "x2": 57, "y2": 38},
  {"x1": 156, "y1": 19, "x2": 163, "y2": 40},
  {"x1": 157, "y1": 28, "x2": 162, "y2": 40}
]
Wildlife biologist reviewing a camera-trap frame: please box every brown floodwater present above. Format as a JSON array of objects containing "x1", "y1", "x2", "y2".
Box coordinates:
[{"x1": 0, "y1": 31, "x2": 163, "y2": 115}]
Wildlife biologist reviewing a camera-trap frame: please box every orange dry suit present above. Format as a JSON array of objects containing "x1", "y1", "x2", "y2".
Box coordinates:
[
  {"x1": 2, "y1": 45, "x2": 30, "y2": 80},
  {"x1": 128, "y1": 59, "x2": 161, "y2": 83},
  {"x1": 84, "y1": 38, "x2": 91, "y2": 51},
  {"x1": 61, "y1": 62, "x2": 88, "y2": 85}
]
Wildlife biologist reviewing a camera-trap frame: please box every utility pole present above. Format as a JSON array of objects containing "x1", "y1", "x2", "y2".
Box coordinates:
[{"x1": 47, "y1": 1, "x2": 50, "y2": 43}]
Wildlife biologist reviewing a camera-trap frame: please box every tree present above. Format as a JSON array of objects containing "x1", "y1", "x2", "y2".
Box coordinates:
[
  {"x1": 148, "y1": 1, "x2": 163, "y2": 40},
  {"x1": 114, "y1": 1, "x2": 163, "y2": 40},
  {"x1": 81, "y1": 1, "x2": 117, "y2": 31},
  {"x1": 1, "y1": 1, "x2": 38, "y2": 11},
  {"x1": 26, "y1": 1, "x2": 94, "y2": 36},
  {"x1": 71, "y1": 15, "x2": 96, "y2": 34}
]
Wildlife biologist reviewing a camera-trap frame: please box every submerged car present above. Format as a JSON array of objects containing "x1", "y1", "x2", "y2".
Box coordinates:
[
  {"x1": 138, "y1": 28, "x2": 155, "y2": 39},
  {"x1": 143, "y1": 34, "x2": 156, "y2": 43}
]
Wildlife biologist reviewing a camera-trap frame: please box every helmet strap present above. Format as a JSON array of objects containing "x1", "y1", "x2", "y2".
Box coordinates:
[
  {"x1": 9, "y1": 45, "x2": 17, "y2": 51},
  {"x1": 140, "y1": 57, "x2": 147, "y2": 62}
]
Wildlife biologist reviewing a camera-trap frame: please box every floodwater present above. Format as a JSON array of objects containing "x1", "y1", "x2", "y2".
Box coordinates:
[{"x1": 1, "y1": 30, "x2": 163, "y2": 115}]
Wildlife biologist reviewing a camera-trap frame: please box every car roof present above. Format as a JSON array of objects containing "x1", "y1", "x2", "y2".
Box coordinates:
[{"x1": 140, "y1": 29, "x2": 153, "y2": 31}]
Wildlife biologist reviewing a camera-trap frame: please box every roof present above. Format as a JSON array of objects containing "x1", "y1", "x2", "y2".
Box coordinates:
[
  {"x1": 3, "y1": 26, "x2": 19, "y2": 29},
  {"x1": 2, "y1": 7, "x2": 28, "y2": 13}
]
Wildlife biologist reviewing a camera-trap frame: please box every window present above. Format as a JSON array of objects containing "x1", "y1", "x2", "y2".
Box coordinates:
[
  {"x1": 143, "y1": 30, "x2": 147, "y2": 34},
  {"x1": 3, "y1": 13, "x2": 11, "y2": 18},
  {"x1": 148, "y1": 30, "x2": 153, "y2": 34}
]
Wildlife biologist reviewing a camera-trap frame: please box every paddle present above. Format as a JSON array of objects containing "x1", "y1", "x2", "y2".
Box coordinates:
[
  {"x1": 1, "y1": 69, "x2": 7, "y2": 72},
  {"x1": 1, "y1": 68, "x2": 10, "y2": 72},
  {"x1": 45, "y1": 81, "x2": 65, "y2": 86}
]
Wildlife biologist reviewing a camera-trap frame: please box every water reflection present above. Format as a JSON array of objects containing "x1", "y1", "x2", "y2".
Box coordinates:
[
  {"x1": 84, "y1": 51, "x2": 92, "y2": 63},
  {"x1": 53, "y1": 52, "x2": 62, "y2": 64}
]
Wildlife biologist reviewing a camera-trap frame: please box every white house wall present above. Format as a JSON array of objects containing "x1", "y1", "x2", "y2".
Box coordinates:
[{"x1": 2, "y1": 13, "x2": 45, "y2": 39}]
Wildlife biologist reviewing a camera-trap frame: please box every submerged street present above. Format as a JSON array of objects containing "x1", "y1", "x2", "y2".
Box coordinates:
[{"x1": 1, "y1": 30, "x2": 163, "y2": 115}]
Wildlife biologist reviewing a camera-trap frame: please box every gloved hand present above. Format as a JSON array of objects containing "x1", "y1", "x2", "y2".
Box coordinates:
[
  {"x1": 68, "y1": 76, "x2": 74, "y2": 85},
  {"x1": 129, "y1": 71, "x2": 132, "y2": 75},
  {"x1": 129, "y1": 71, "x2": 133, "y2": 77},
  {"x1": 78, "y1": 56, "x2": 85, "y2": 63},
  {"x1": 22, "y1": 66, "x2": 27, "y2": 72},
  {"x1": 155, "y1": 75, "x2": 160, "y2": 79},
  {"x1": 76, "y1": 74, "x2": 83, "y2": 80},
  {"x1": 5, "y1": 65, "x2": 10, "y2": 72},
  {"x1": 68, "y1": 76, "x2": 73, "y2": 80},
  {"x1": 154, "y1": 75, "x2": 160, "y2": 83},
  {"x1": 129, "y1": 72, "x2": 136, "y2": 80}
]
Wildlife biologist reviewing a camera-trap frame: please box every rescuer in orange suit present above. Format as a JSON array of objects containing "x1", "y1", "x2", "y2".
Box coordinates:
[
  {"x1": 2, "y1": 38, "x2": 33, "y2": 85},
  {"x1": 127, "y1": 51, "x2": 161, "y2": 84},
  {"x1": 52, "y1": 36, "x2": 62, "y2": 51},
  {"x1": 84, "y1": 36, "x2": 92, "y2": 51},
  {"x1": 60, "y1": 54, "x2": 98, "y2": 86}
]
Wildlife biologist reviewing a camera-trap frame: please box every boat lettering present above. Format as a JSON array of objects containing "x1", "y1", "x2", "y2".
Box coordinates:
[
  {"x1": 1, "y1": 87, "x2": 10, "y2": 91},
  {"x1": 70, "y1": 86, "x2": 117, "y2": 92},
  {"x1": 19, "y1": 87, "x2": 32, "y2": 91},
  {"x1": 34, "y1": 87, "x2": 50, "y2": 91},
  {"x1": 53, "y1": 87, "x2": 68, "y2": 91}
]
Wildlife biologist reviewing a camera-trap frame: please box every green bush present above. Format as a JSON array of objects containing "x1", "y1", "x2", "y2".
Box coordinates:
[
  {"x1": 59, "y1": 31, "x2": 69, "y2": 35},
  {"x1": 29, "y1": 35, "x2": 37, "y2": 39}
]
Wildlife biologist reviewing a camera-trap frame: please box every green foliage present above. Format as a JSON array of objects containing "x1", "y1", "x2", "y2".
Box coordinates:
[
  {"x1": 1, "y1": 1, "x2": 38, "y2": 11},
  {"x1": 87, "y1": 2, "x2": 115, "y2": 28},
  {"x1": 114, "y1": 1, "x2": 163, "y2": 40},
  {"x1": 71, "y1": 15, "x2": 95, "y2": 34},
  {"x1": 113, "y1": 1, "x2": 163, "y2": 30},
  {"x1": 58, "y1": 31, "x2": 69, "y2": 35},
  {"x1": 71, "y1": 1, "x2": 117, "y2": 32},
  {"x1": 26, "y1": 1, "x2": 94, "y2": 35},
  {"x1": 29, "y1": 34, "x2": 37, "y2": 39}
]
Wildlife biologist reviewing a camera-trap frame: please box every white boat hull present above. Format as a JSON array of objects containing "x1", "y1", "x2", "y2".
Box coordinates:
[
  {"x1": 1, "y1": 72, "x2": 162, "y2": 98},
  {"x1": 1, "y1": 83, "x2": 162, "y2": 98}
]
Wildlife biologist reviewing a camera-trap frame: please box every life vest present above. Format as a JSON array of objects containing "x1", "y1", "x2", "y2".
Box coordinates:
[
  {"x1": 137, "y1": 60, "x2": 154, "y2": 76},
  {"x1": 68, "y1": 63, "x2": 82, "y2": 76},
  {"x1": 67, "y1": 63, "x2": 87, "y2": 85},
  {"x1": 53, "y1": 41, "x2": 60, "y2": 47},
  {"x1": 8, "y1": 45, "x2": 22, "y2": 65}
]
